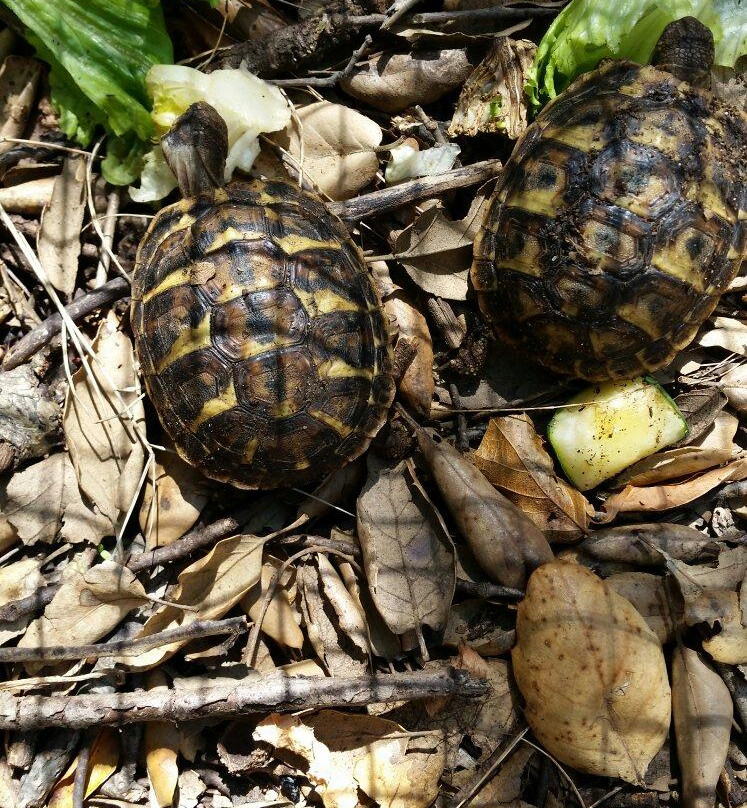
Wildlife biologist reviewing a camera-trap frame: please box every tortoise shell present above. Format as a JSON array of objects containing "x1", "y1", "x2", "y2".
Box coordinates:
[
  {"x1": 472, "y1": 60, "x2": 747, "y2": 381},
  {"x1": 132, "y1": 179, "x2": 395, "y2": 489}
]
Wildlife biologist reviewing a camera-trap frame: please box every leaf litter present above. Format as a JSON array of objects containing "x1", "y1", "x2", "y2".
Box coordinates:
[{"x1": 0, "y1": 2, "x2": 743, "y2": 808}]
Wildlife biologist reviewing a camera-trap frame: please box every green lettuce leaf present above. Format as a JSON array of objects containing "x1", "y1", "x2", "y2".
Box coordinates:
[
  {"x1": 0, "y1": 0, "x2": 173, "y2": 183},
  {"x1": 527, "y1": 0, "x2": 747, "y2": 112}
]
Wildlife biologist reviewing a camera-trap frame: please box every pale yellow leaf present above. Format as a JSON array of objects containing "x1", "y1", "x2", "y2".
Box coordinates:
[
  {"x1": 240, "y1": 556, "x2": 304, "y2": 649},
  {"x1": 48, "y1": 727, "x2": 119, "y2": 808},
  {"x1": 145, "y1": 670, "x2": 180, "y2": 808},
  {"x1": 122, "y1": 534, "x2": 265, "y2": 670},
  {"x1": 699, "y1": 316, "x2": 747, "y2": 356},
  {"x1": 512, "y1": 561, "x2": 671, "y2": 784}
]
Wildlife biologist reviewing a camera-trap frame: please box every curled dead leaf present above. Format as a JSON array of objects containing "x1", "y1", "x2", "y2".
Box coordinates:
[
  {"x1": 512, "y1": 561, "x2": 671, "y2": 784},
  {"x1": 672, "y1": 646, "x2": 732, "y2": 808},
  {"x1": 474, "y1": 413, "x2": 592, "y2": 542},
  {"x1": 48, "y1": 727, "x2": 119, "y2": 808},
  {"x1": 341, "y1": 49, "x2": 472, "y2": 113}
]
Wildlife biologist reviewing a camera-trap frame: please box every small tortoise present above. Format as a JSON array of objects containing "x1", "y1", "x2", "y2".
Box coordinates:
[
  {"x1": 472, "y1": 17, "x2": 746, "y2": 381},
  {"x1": 132, "y1": 103, "x2": 394, "y2": 489}
]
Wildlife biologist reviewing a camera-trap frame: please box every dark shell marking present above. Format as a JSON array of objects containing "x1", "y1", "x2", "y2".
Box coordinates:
[
  {"x1": 132, "y1": 180, "x2": 395, "y2": 489},
  {"x1": 472, "y1": 62, "x2": 747, "y2": 380}
]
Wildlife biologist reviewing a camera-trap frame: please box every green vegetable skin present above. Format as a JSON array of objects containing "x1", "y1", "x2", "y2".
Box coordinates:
[
  {"x1": 526, "y1": 0, "x2": 747, "y2": 111},
  {"x1": 0, "y1": 0, "x2": 173, "y2": 183},
  {"x1": 547, "y1": 378, "x2": 688, "y2": 491}
]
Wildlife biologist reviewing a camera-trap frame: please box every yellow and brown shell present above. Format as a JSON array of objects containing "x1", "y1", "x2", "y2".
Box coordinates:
[
  {"x1": 472, "y1": 60, "x2": 747, "y2": 381},
  {"x1": 131, "y1": 179, "x2": 394, "y2": 489}
]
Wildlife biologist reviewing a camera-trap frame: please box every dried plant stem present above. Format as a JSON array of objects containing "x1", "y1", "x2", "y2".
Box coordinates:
[
  {"x1": 93, "y1": 190, "x2": 120, "y2": 288},
  {"x1": 329, "y1": 160, "x2": 502, "y2": 221},
  {"x1": 0, "y1": 668, "x2": 489, "y2": 730},
  {"x1": 2, "y1": 276, "x2": 130, "y2": 370},
  {"x1": 0, "y1": 617, "x2": 247, "y2": 665}
]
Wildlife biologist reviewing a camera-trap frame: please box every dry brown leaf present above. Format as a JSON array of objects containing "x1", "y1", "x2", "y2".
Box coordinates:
[
  {"x1": 18, "y1": 560, "x2": 148, "y2": 660},
  {"x1": 47, "y1": 727, "x2": 119, "y2": 808},
  {"x1": 383, "y1": 286, "x2": 434, "y2": 418},
  {"x1": 672, "y1": 646, "x2": 732, "y2": 808},
  {"x1": 337, "y1": 559, "x2": 400, "y2": 660},
  {"x1": 276, "y1": 101, "x2": 382, "y2": 200},
  {"x1": 63, "y1": 312, "x2": 146, "y2": 534},
  {"x1": 122, "y1": 534, "x2": 265, "y2": 670},
  {"x1": 699, "y1": 316, "x2": 747, "y2": 356},
  {"x1": 298, "y1": 558, "x2": 368, "y2": 676},
  {"x1": 474, "y1": 413, "x2": 592, "y2": 542},
  {"x1": 414, "y1": 426, "x2": 553, "y2": 588},
  {"x1": 254, "y1": 710, "x2": 445, "y2": 808},
  {"x1": 617, "y1": 412, "x2": 738, "y2": 486},
  {"x1": 512, "y1": 561, "x2": 671, "y2": 784},
  {"x1": 139, "y1": 449, "x2": 210, "y2": 549},
  {"x1": 606, "y1": 572, "x2": 678, "y2": 644},
  {"x1": 145, "y1": 670, "x2": 180, "y2": 808},
  {"x1": 357, "y1": 457, "x2": 455, "y2": 638},
  {"x1": 580, "y1": 523, "x2": 720, "y2": 567},
  {"x1": 341, "y1": 49, "x2": 472, "y2": 113},
  {"x1": 449, "y1": 746, "x2": 534, "y2": 808},
  {"x1": 393, "y1": 195, "x2": 487, "y2": 301},
  {"x1": 448, "y1": 37, "x2": 536, "y2": 139},
  {"x1": 38, "y1": 156, "x2": 87, "y2": 297},
  {"x1": 3, "y1": 452, "x2": 110, "y2": 545},
  {"x1": 601, "y1": 456, "x2": 747, "y2": 520},
  {"x1": 719, "y1": 363, "x2": 747, "y2": 413},
  {"x1": 316, "y1": 553, "x2": 369, "y2": 655},
  {"x1": 0, "y1": 558, "x2": 44, "y2": 645},
  {"x1": 240, "y1": 555, "x2": 304, "y2": 650}
]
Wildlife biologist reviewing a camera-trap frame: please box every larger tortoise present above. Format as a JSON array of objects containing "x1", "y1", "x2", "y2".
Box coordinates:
[
  {"x1": 132, "y1": 104, "x2": 394, "y2": 489},
  {"x1": 472, "y1": 17, "x2": 746, "y2": 381}
]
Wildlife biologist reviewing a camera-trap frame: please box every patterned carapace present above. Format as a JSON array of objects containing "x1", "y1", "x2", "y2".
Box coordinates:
[
  {"x1": 472, "y1": 61, "x2": 746, "y2": 381},
  {"x1": 132, "y1": 180, "x2": 394, "y2": 489}
]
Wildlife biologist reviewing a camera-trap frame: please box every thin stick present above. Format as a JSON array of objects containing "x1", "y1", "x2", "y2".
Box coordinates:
[
  {"x1": 0, "y1": 668, "x2": 490, "y2": 730},
  {"x1": 0, "y1": 617, "x2": 247, "y2": 665},
  {"x1": 272, "y1": 35, "x2": 372, "y2": 87},
  {"x1": 93, "y1": 190, "x2": 120, "y2": 288},
  {"x1": 411, "y1": 5, "x2": 556, "y2": 23},
  {"x1": 521, "y1": 738, "x2": 586, "y2": 808},
  {"x1": 328, "y1": 160, "x2": 502, "y2": 221},
  {"x1": 3, "y1": 278, "x2": 130, "y2": 370}
]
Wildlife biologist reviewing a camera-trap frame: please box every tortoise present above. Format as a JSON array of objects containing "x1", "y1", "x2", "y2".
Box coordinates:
[
  {"x1": 472, "y1": 17, "x2": 746, "y2": 381},
  {"x1": 131, "y1": 103, "x2": 395, "y2": 489}
]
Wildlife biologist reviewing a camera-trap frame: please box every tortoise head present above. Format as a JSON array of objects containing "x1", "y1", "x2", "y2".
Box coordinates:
[
  {"x1": 652, "y1": 16, "x2": 714, "y2": 88},
  {"x1": 161, "y1": 101, "x2": 229, "y2": 198}
]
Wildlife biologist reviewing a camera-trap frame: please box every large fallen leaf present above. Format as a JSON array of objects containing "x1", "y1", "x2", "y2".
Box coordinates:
[
  {"x1": 393, "y1": 195, "x2": 487, "y2": 301},
  {"x1": 18, "y1": 560, "x2": 149, "y2": 661},
  {"x1": 139, "y1": 449, "x2": 210, "y2": 549},
  {"x1": 145, "y1": 670, "x2": 180, "y2": 808},
  {"x1": 340, "y1": 49, "x2": 471, "y2": 113},
  {"x1": 63, "y1": 312, "x2": 146, "y2": 534},
  {"x1": 719, "y1": 363, "x2": 747, "y2": 413},
  {"x1": 121, "y1": 534, "x2": 265, "y2": 670},
  {"x1": 357, "y1": 457, "x2": 455, "y2": 638},
  {"x1": 672, "y1": 647, "x2": 732, "y2": 808},
  {"x1": 38, "y1": 156, "x2": 87, "y2": 297},
  {"x1": 700, "y1": 590, "x2": 747, "y2": 664},
  {"x1": 616, "y1": 412, "x2": 738, "y2": 486},
  {"x1": 699, "y1": 316, "x2": 747, "y2": 356},
  {"x1": 512, "y1": 561, "x2": 671, "y2": 784},
  {"x1": 276, "y1": 101, "x2": 382, "y2": 200},
  {"x1": 47, "y1": 727, "x2": 119, "y2": 808},
  {"x1": 316, "y1": 553, "x2": 369, "y2": 655},
  {"x1": 298, "y1": 558, "x2": 367, "y2": 676},
  {"x1": 601, "y1": 456, "x2": 747, "y2": 520},
  {"x1": 3, "y1": 452, "x2": 110, "y2": 545},
  {"x1": 448, "y1": 37, "x2": 536, "y2": 139},
  {"x1": 240, "y1": 555, "x2": 304, "y2": 650},
  {"x1": 413, "y1": 425, "x2": 553, "y2": 588},
  {"x1": 474, "y1": 413, "x2": 592, "y2": 542},
  {"x1": 254, "y1": 710, "x2": 445, "y2": 808}
]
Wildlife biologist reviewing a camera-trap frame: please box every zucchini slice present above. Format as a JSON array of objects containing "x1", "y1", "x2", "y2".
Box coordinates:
[{"x1": 547, "y1": 377, "x2": 688, "y2": 491}]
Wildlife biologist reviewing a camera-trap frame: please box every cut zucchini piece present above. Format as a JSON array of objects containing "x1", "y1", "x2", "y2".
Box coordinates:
[{"x1": 547, "y1": 377, "x2": 688, "y2": 491}]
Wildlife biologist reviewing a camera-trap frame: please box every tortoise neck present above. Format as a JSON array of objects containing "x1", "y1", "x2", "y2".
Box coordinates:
[{"x1": 161, "y1": 102, "x2": 229, "y2": 198}]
